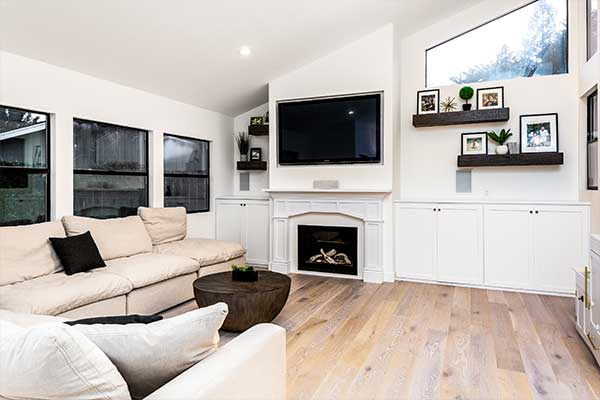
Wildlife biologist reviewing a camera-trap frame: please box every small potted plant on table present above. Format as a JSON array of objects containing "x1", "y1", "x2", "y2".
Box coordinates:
[
  {"x1": 234, "y1": 132, "x2": 250, "y2": 161},
  {"x1": 459, "y1": 86, "x2": 474, "y2": 111},
  {"x1": 232, "y1": 265, "x2": 258, "y2": 282},
  {"x1": 488, "y1": 128, "x2": 513, "y2": 155}
]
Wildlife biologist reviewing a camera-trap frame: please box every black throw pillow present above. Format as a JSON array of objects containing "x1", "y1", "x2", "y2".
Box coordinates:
[
  {"x1": 64, "y1": 314, "x2": 163, "y2": 326},
  {"x1": 49, "y1": 231, "x2": 106, "y2": 275}
]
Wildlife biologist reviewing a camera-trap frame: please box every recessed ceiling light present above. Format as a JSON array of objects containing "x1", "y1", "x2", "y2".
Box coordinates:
[
  {"x1": 348, "y1": 110, "x2": 355, "y2": 115},
  {"x1": 239, "y1": 46, "x2": 251, "y2": 56}
]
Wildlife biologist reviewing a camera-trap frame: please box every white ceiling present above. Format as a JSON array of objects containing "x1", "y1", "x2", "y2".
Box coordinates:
[{"x1": 0, "y1": 0, "x2": 482, "y2": 116}]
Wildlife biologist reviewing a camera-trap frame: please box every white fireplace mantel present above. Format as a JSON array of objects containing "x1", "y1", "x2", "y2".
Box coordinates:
[{"x1": 266, "y1": 189, "x2": 391, "y2": 283}]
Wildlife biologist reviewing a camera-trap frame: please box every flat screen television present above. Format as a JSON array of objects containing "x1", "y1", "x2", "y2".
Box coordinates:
[{"x1": 277, "y1": 93, "x2": 381, "y2": 165}]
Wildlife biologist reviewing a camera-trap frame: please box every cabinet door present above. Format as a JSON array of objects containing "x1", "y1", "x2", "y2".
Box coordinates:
[
  {"x1": 484, "y1": 205, "x2": 533, "y2": 290},
  {"x1": 532, "y1": 206, "x2": 587, "y2": 294},
  {"x1": 244, "y1": 201, "x2": 270, "y2": 266},
  {"x1": 394, "y1": 203, "x2": 436, "y2": 280},
  {"x1": 436, "y1": 204, "x2": 484, "y2": 285},
  {"x1": 216, "y1": 201, "x2": 244, "y2": 244},
  {"x1": 591, "y1": 253, "x2": 600, "y2": 331}
]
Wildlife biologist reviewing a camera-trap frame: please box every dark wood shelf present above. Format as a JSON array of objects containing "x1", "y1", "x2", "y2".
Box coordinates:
[
  {"x1": 413, "y1": 108, "x2": 510, "y2": 127},
  {"x1": 248, "y1": 124, "x2": 269, "y2": 136},
  {"x1": 457, "y1": 152, "x2": 564, "y2": 168},
  {"x1": 237, "y1": 161, "x2": 267, "y2": 171}
]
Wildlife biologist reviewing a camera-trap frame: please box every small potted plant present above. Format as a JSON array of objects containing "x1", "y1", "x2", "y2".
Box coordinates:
[
  {"x1": 234, "y1": 132, "x2": 250, "y2": 161},
  {"x1": 459, "y1": 86, "x2": 474, "y2": 111},
  {"x1": 488, "y1": 128, "x2": 513, "y2": 155},
  {"x1": 232, "y1": 265, "x2": 258, "y2": 282}
]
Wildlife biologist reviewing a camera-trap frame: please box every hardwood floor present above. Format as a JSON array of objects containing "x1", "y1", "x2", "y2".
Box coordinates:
[{"x1": 272, "y1": 274, "x2": 600, "y2": 400}]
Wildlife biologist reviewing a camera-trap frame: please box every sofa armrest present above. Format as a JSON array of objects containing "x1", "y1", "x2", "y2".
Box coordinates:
[{"x1": 144, "y1": 323, "x2": 286, "y2": 400}]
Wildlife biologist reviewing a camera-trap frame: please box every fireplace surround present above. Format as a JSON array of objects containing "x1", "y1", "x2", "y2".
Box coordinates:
[{"x1": 298, "y1": 225, "x2": 358, "y2": 276}]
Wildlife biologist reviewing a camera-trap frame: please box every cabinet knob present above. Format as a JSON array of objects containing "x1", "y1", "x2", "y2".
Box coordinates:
[
  {"x1": 535, "y1": 210, "x2": 539, "y2": 214},
  {"x1": 530, "y1": 210, "x2": 533, "y2": 214}
]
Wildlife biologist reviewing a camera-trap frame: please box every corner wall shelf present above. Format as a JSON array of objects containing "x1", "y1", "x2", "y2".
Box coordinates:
[
  {"x1": 413, "y1": 107, "x2": 510, "y2": 127},
  {"x1": 248, "y1": 125, "x2": 269, "y2": 136},
  {"x1": 237, "y1": 161, "x2": 267, "y2": 171},
  {"x1": 457, "y1": 152, "x2": 564, "y2": 168}
]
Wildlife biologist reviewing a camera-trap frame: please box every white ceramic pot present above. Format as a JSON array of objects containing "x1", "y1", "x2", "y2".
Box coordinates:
[{"x1": 496, "y1": 145, "x2": 509, "y2": 155}]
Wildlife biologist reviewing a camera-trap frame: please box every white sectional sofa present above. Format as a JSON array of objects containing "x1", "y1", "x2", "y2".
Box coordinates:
[{"x1": 0, "y1": 207, "x2": 246, "y2": 318}]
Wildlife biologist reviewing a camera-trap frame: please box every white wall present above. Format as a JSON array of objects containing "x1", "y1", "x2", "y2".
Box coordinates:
[
  {"x1": 399, "y1": 0, "x2": 580, "y2": 202},
  {"x1": 267, "y1": 24, "x2": 396, "y2": 281},
  {"x1": 577, "y1": 0, "x2": 600, "y2": 231},
  {"x1": 268, "y1": 24, "x2": 395, "y2": 191},
  {"x1": 232, "y1": 103, "x2": 269, "y2": 196},
  {"x1": 0, "y1": 51, "x2": 234, "y2": 238}
]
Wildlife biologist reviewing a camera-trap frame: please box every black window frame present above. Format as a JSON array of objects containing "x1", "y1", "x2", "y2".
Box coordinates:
[
  {"x1": 163, "y1": 133, "x2": 210, "y2": 214},
  {"x1": 425, "y1": 0, "x2": 570, "y2": 87},
  {"x1": 73, "y1": 118, "x2": 149, "y2": 217},
  {"x1": 589, "y1": 90, "x2": 599, "y2": 190},
  {"x1": 0, "y1": 104, "x2": 51, "y2": 226},
  {"x1": 588, "y1": 0, "x2": 599, "y2": 61}
]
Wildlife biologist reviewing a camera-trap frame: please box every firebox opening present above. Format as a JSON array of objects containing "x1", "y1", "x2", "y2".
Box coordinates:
[{"x1": 297, "y1": 225, "x2": 358, "y2": 276}]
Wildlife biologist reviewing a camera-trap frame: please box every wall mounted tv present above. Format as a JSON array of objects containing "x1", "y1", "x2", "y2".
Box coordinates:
[{"x1": 277, "y1": 93, "x2": 382, "y2": 165}]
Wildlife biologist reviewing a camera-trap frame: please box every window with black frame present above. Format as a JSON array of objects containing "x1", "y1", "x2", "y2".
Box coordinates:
[
  {"x1": 588, "y1": 0, "x2": 598, "y2": 61},
  {"x1": 0, "y1": 105, "x2": 50, "y2": 226},
  {"x1": 589, "y1": 90, "x2": 599, "y2": 190},
  {"x1": 73, "y1": 119, "x2": 148, "y2": 218},
  {"x1": 164, "y1": 134, "x2": 209, "y2": 213}
]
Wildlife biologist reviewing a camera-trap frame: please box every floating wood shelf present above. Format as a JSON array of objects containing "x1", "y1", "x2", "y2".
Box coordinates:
[
  {"x1": 248, "y1": 125, "x2": 269, "y2": 136},
  {"x1": 237, "y1": 161, "x2": 267, "y2": 171},
  {"x1": 413, "y1": 108, "x2": 510, "y2": 127},
  {"x1": 457, "y1": 152, "x2": 564, "y2": 168}
]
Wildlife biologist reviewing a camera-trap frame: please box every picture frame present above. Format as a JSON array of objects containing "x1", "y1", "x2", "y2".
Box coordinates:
[
  {"x1": 461, "y1": 132, "x2": 488, "y2": 155},
  {"x1": 250, "y1": 116, "x2": 263, "y2": 126},
  {"x1": 417, "y1": 89, "x2": 440, "y2": 115},
  {"x1": 520, "y1": 113, "x2": 559, "y2": 153},
  {"x1": 250, "y1": 147, "x2": 262, "y2": 161},
  {"x1": 476, "y1": 86, "x2": 504, "y2": 110}
]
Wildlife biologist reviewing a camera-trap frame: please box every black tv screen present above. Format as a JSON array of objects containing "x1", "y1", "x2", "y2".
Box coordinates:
[{"x1": 278, "y1": 93, "x2": 381, "y2": 165}]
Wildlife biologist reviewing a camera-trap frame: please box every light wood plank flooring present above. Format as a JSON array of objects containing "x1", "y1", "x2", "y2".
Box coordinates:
[{"x1": 271, "y1": 274, "x2": 600, "y2": 400}]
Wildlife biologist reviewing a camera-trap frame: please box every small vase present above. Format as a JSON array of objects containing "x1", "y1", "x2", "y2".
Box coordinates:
[
  {"x1": 232, "y1": 270, "x2": 258, "y2": 282},
  {"x1": 462, "y1": 104, "x2": 472, "y2": 111},
  {"x1": 496, "y1": 145, "x2": 509, "y2": 155},
  {"x1": 240, "y1": 154, "x2": 248, "y2": 162}
]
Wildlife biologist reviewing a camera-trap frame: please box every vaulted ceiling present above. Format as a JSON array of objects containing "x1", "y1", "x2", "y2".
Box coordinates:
[{"x1": 0, "y1": 0, "x2": 482, "y2": 116}]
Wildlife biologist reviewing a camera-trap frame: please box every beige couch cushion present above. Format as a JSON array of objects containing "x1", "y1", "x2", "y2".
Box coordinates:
[
  {"x1": 103, "y1": 253, "x2": 199, "y2": 289},
  {"x1": 62, "y1": 215, "x2": 152, "y2": 260},
  {"x1": 138, "y1": 207, "x2": 187, "y2": 245},
  {"x1": 0, "y1": 221, "x2": 65, "y2": 286},
  {"x1": 153, "y1": 238, "x2": 246, "y2": 267},
  {"x1": 0, "y1": 271, "x2": 133, "y2": 316},
  {"x1": 0, "y1": 321, "x2": 131, "y2": 400}
]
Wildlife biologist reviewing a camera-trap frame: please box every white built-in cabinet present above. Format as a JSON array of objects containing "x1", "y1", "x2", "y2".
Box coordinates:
[
  {"x1": 395, "y1": 201, "x2": 590, "y2": 295},
  {"x1": 215, "y1": 197, "x2": 270, "y2": 266},
  {"x1": 394, "y1": 203, "x2": 483, "y2": 285}
]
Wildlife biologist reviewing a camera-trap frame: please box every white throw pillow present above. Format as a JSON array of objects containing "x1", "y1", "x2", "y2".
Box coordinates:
[
  {"x1": 0, "y1": 320, "x2": 131, "y2": 400},
  {"x1": 137, "y1": 207, "x2": 187, "y2": 245},
  {"x1": 73, "y1": 303, "x2": 228, "y2": 399}
]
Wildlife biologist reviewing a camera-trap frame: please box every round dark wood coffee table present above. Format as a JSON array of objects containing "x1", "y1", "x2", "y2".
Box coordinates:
[{"x1": 193, "y1": 271, "x2": 291, "y2": 332}]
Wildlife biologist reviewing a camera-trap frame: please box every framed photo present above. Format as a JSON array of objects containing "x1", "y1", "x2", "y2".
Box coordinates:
[
  {"x1": 417, "y1": 89, "x2": 439, "y2": 115},
  {"x1": 461, "y1": 132, "x2": 488, "y2": 155},
  {"x1": 250, "y1": 116, "x2": 263, "y2": 126},
  {"x1": 477, "y1": 86, "x2": 504, "y2": 110},
  {"x1": 250, "y1": 147, "x2": 262, "y2": 161},
  {"x1": 520, "y1": 113, "x2": 559, "y2": 153}
]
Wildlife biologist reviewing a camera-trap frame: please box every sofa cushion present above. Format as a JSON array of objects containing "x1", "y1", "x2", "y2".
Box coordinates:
[
  {"x1": 0, "y1": 221, "x2": 66, "y2": 286},
  {"x1": 0, "y1": 271, "x2": 133, "y2": 316},
  {"x1": 103, "y1": 253, "x2": 199, "y2": 289},
  {"x1": 153, "y1": 238, "x2": 246, "y2": 267},
  {"x1": 0, "y1": 310, "x2": 68, "y2": 328},
  {"x1": 49, "y1": 231, "x2": 106, "y2": 275},
  {"x1": 73, "y1": 303, "x2": 228, "y2": 399},
  {"x1": 0, "y1": 320, "x2": 131, "y2": 400},
  {"x1": 138, "y1": 207, "x2": 187, "y2": 245},
  {"x1": 61, "y1": 215, "x2": 153, "y2": 261}
]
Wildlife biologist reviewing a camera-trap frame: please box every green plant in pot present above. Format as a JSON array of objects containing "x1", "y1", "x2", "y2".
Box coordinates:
[
  {"x1": 488, "y1": 128, "x2": 513, "y2": 155},
  {"x1": 234, "y1": 131, "x2": 250, "y2": 161},
  {"x1": 232, "y1": 265, "x2": 258, "y2": 282},
  {"x1": 459, "y1": 86, "x2": 474, "y2": 111}
]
